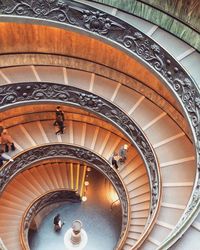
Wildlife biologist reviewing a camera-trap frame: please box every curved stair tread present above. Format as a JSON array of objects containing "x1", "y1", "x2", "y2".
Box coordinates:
[
  {"x1": 170, "y1": 211, "x2": 200, "y2": 250},
  {"x1": 0, "y1": 121, "x2": 152, "y2": 249},
  {"x1": 0, "y1": 7, "x2": 197, "y2": 247},
  {"x1": 0, "y1": 72, "x2": 196, "y2": 249},
  {"x1": 0, "y1": 162, "x2": 86, "y2": 250},
  {"x1": 5, "y1": 116, "x2": 193, "y2": 249}
]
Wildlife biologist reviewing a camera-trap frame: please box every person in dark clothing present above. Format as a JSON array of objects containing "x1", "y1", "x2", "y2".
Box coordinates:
[
  {"x1": 110, "y1": 152, "x2": 120, "y2": 170},
  {"x1": 53, "y1": 214, "x2": 64, "y2": 231},
  {"x1": 53, "y1": 106, "x2": 64, "y2": 126},
  {"x1": 0, "y1": 126, "x2": 4, "y2": 135},
  {"x1": 55, "y1": 115, "x2": 65, "y2": 135},
  {"x1": 0, "y1": 149, "x2": 6, "y2": 167}
]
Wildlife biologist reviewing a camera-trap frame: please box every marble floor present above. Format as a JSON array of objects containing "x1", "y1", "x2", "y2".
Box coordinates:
[{"x1": 29, "y1": 170, "x2": 122, "y2": 250}]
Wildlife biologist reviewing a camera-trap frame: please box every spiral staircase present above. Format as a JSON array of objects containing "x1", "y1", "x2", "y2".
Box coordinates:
[{"x1": 0, "y1": 1, "x2": 199, "y2": 250}]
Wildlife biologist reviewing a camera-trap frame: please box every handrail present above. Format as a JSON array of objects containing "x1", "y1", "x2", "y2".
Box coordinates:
[
  {"x1": 111, "y1": 198, "x2": 120, "y2": 210},
  {"x1": 0, "y1": 82, "x2": 160, "y2": 222},
  {"x1": 20, "y1": 189, "x2": 81, "y2": 250},
  {"x1": 88, "y1": 0, "x2": 200, "y2": 51},
  {"x1": 0, "y1": 82, "x2": 161, "y2": 248},
  {"x1": 0, "y1": 143, "x2": 130, "y2": 250},
  {"x1": 0, "y1": 55, "x2": 190, "y2": 138},
  {"x1": 1, "y1": 0, "x2": 198, "y2": 247}
]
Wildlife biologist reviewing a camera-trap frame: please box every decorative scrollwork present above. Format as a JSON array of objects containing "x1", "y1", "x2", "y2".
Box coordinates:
[
  {"x1": 1, "y1": 1, "x2": 199, "y2": 154},
  {"x1": 2, "y1": 0, "x2": 79, "y2": 24},
  {"x1": 2, "y1": 1, "x2": 125, "y2": 35},
  {"x1": 120, "y1": 32, "x2": 164, "y2": 72},
  {"x1": 0, "y1": 82, "x2": 160, "y2": 220},
  {"x1": 81, "y1": 10, "x2": 125, "y2": 35},
  {"x1": 0, "y1": 0, "x2": 199, "y2": 247}
]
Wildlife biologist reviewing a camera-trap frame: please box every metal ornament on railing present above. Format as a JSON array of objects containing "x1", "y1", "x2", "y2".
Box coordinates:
[
  {"x1": 0, "y1": 3, "x2": 199, "y2": 139},
  {"x1": 1, "y1": 0, "x2": 199, "y2": 146},
  {"x1": 0, "y1": 0, "x2": 199, "y2": 248},
  {"x1": 0, "y1": 82, "x2": 160, "y2": 220},
  {"x1": 0, "y1": 144, "x2": 128, "y2": 248}
]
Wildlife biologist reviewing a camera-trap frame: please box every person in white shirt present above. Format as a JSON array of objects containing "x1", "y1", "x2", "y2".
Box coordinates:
[
  {"x1": 119, "y1": 144, "x2": 128, "y2": 163},
  {"x1": 0, "y1": 149, "x2": 14, "y2": 167}
]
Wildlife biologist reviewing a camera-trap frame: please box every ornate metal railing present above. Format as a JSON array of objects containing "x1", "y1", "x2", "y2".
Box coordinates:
[
  {"x1": 0, "y1": 82, "x2": 161, "y2": 234},
  {"x1": 0, "y1": 144, "x2": 129, "y2": 249},
  {"x1": 0, "y1": 55, "x2": 190, "y2": 138},
  {"x1": 0, "y1": 1, "x2": 199, "y2": 248},
  {"x1": 20, "y1": 189, "x2": 81, "y2": 250},
  {"x1": 88, "y1": 0, "x2": 200, "y2": 51}
]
